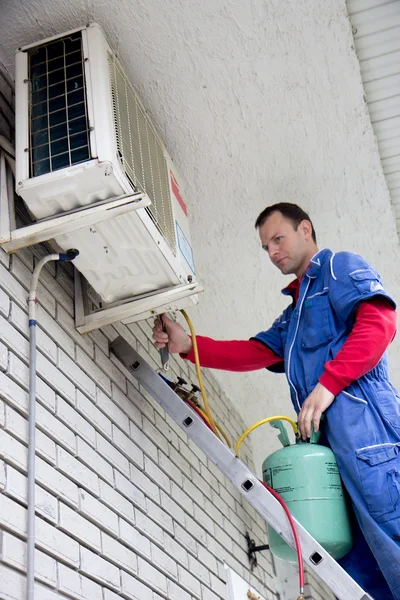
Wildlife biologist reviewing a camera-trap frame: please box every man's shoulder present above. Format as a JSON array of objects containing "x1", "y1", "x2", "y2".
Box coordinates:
[{"x1": 330, "y1": 251, "x2": 376, "y2": 278}]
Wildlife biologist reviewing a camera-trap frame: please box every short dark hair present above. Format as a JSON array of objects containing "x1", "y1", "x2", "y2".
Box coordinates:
[{"x1": 255, "y1": 202, "x2": 317, "y2": 243}]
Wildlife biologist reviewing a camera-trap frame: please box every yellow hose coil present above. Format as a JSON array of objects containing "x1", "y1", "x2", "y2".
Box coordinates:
[{"x1": 235, "y1": 415, "x2": 299, "y2": 457}]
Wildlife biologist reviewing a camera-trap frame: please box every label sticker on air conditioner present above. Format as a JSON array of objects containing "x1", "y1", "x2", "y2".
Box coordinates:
[
  {"x1": 170, "y1": 171, "x2": 188, "y2": 216},
  {"x1": 176, "y1": 221, "x2": 195, "y2": 274}
]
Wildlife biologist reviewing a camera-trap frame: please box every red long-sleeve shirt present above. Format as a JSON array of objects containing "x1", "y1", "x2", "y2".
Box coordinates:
[{"x1": 181, "y1": 281, "x2": 397, "y2": 396}]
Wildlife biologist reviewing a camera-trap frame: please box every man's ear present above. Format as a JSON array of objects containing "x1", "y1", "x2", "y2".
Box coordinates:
[{"x1": 300, "y1": 219, "x2": 313, "y2": 240}]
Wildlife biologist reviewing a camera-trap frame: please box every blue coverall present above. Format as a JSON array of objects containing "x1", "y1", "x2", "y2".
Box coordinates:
[{"x1": 254, "y1": 248, "x2": 400, "y2": 600}]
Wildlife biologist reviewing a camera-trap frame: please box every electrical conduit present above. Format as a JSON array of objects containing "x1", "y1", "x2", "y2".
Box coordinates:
[{"x1": 27, "y1": 250, "x2": 78, "y2": 600}]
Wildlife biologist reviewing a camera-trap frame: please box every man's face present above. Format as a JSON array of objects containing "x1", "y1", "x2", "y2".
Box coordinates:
[{"x1": 258, "y1": 211, "x2": 312, "y2": 277}]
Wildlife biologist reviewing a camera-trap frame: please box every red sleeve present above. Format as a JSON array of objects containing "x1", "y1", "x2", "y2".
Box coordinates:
[
  {"x1": 180, "y1": 336, "x2": 283, "y2": 372},
  {"x1": 319, "y1": 298, "x2": 397, "y2": 396}
]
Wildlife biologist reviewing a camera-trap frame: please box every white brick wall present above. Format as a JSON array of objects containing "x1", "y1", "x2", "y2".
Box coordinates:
[{"x1": 0, "y1": 66, "x2": 331, "y2": 600}]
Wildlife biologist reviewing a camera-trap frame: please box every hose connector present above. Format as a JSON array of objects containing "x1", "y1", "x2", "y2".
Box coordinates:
[{"x1": 59, "y1": 248, "x2": 79, "y2": 262}]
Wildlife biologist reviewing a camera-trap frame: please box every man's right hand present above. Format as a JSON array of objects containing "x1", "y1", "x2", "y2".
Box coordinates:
[{"x1": 152, "y1": 314, "x2": 193, "y2": 355}]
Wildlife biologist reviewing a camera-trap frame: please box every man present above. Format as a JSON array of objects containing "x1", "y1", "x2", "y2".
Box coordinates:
[{"x1": 153, "y1": 203, "x2": 400, "y2": 600}]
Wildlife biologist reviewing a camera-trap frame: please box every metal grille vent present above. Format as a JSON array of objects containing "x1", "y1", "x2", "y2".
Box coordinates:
[
  {"x1": 108, "y1": 54, "x2": 176, "y2": 252},
  {"x1": 28, "y1": 32, "x2": 91, "y2": 177}
]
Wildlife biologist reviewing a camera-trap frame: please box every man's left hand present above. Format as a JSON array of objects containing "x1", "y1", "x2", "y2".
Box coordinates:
[{"x1": 298, "y1": 383, "x2": 335, "y2": 440}]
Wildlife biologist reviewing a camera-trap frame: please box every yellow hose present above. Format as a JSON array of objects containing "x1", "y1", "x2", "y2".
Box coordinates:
[
  {"x1": 196, "y1": 406, "x2": 232, "y2": 448},
  {"x1": 235, "y1": 415, "x2": 299, "y2": 457},
  {"x1": 180, "y1": 309, "x2": 231, "y2": 447}
]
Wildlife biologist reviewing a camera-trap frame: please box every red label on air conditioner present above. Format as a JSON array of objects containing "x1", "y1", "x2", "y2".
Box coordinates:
[{"x1": 170, "y1": 171, "x2": 187, "y2": 216}]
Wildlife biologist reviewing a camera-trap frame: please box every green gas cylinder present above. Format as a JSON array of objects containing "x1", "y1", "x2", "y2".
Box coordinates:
[{"x1": 262, "y1": 421, "x2": 352, "y2": 563}]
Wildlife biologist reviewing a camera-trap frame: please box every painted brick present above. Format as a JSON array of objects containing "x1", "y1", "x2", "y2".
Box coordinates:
[
  {"x1": 0, "y1": 340, "x2": 8, "y2": 371},
  {"x1": 8, "y1": 353, "x2": 56, "y2": 411},
  {"x1": 163, "y1": 534, "x2": 189, "y2": 568},
  {"x1": 201, "y1": 584, "x2": 220, "y2": 600},
  {"x1": 0, "y1": 262, "x2": 29, "y2": 310},
  {"x1": 160, "y1": 491, "x2": 186, "y2": 527},
  {"x1": 101, "y1": 532, "x2": 138, "y2": 574},
  {"x1": 0, "y1": 398, "x2": 4, "y2": 428},
  {"x1": 130, "y1": 463, "x2": 160, "y2": 502},
  {"x1": 182, "y1": 474, "x2": 204, "y2": 507},
  {"x1": 142, "y1": 417, "x2": 169, "y2": 458},
  {"x1": 168, "y1": 445, "x2": 192, "y2": 480},
  {"x1": 147, "y1": 498, "x2": 174, "y2": 535},
  {"x1": 37, "y1": 351, "x2": 75, "y2": 403},
  {"x1": 129, "y1": 420, "x2": 158, "y2": 462},
  {"x1": 210, "y1": 574, "x2": 228, "y2": 599},
  {"x1": 79, "y1": 488, "x2": 119, "y2": 536},
  {"x1": 36, "y1": 515, "x2": 80, "y2": 566},
  {"x1": 57, "y1": 395, "x2": 96, "y2": 445},
  {"x1": 77, "y1": 436, "x2": 114, "y2": 484},
  {"x1": 95, "y1": 346, "x2": 127, "y2": 391},
  {"x1": 56, "y1": 304, "x2": 94, "y2": 358},
  {"x1": 113, "y1": 470, "x2": 148, "y2": 511},
  {"x1": 171, "y1": 481, "x2": 194, "y2": 516},
  {"x1": 213, "y1": 525, "x2": 234, "y2": 554},
  {"x1": 151, "y1": 542, "x2": 178, "y2": 578},
  {"x1": 183, "y1": 514, "x2": 207, "y2": 546},
  {"x1": 0, "y1": 563, "x2": 73, "y2": 600},
  {"x1": 89, "y1": 327, "x2": 109, "y2": 355},
  {"x1": 57, "y1": 563, "x2": 103, "y2": 600},
  {"x1": 144, "y1": 456, "x2": 171, "y2": 493},
  {"x1": 1, "y1": 530, "x2": 57, "y2": 587},
  {"x1": 0, "y1": 313, "x2": 29, "y2": 361},
  {"x1": 39, "y1": 264, "x2": 74, "y2": 316},
  {"x1": 167, "y1": 580, "x2": 192, "y2": 600},
  {"x1": 173, "y1": 522, "x2": 197, "y2": 555},
  {"x1": 187, "y1": 438, "x2": 208, "y2": 468},
  {"x1": 0, "y1": 285, "x2": 10, "y2": 317},
  {"x1": 36, "y1": 401, "x2": 76, "y2": 452},
  {"x1": 178, "y1": 565, "x2": 202, "y2": 597},
  {"x1": 128, "y1": 382, "x2": 155, "y2": 423},
  {"x1": 119, "y1": 518, "x2": 151, "y2": 559},
  {"x1": 103, "y1": 591, "x2": 122, "y2": 600},
  {"x1": 96, "y1": 387, "x2": 130, "y2": 434},
  {"x1": 197, "y1": 543, "x2": 219, "y2": 576},
  {"x1": 80, "y1": 546, "x2": 120, "y2": 589},
  {"x1": 135, "y1": 510, "x2": 164, "y2": 546},
  {"x1": 59, "y1": 502, "x2": 101, "y2": 552},
  {"x1": 58, "y1": 349, "x2": 96, "y2": 399},
  {"x1": 76, "y1": 346, "x2": 111, "y2": 395},
  {"x1": 188, "y1": 554, "x2": 210, "y2": 586},
  {"x1": 113, "y1": 425, "x2": 144, "y2": 469},
  {"x1": 37, "y1": 455, "x2": 79, "y2": 506},
  {"x1": 154, "y1": 411, "x2": 179, "y2": 450},
  {"x1": 121, "y1": 570, "x2": 153, "y2": 600},
  {"x1": 138, "y1": 556, "x2": 168, "y2": 595},
  {"x1": 194, "y1": 503, "x2": 215, "y2": 535},
  {"x1": 178, "y1": 439, "x2": 201, "y2": 473},
  {"x1": 153, "y1": 454, "x2": 183, "y2": 490},
  {"x1": 99, "y1": 479, "x2": 137, "y2": 521},
  {"x1": 0, "y1": 458, "x2": 5, "y2": 488},
  {"x1": 4, "y1": 464, "x2": 57, "y2": 523},
  {"x1": 96, "y1": 431, "x2": 130, "y2": 476},
  {"x1": 10, "y1": 302, "x2": 57, "y2": 363},
  {"x1": 36, "y1": 303, "x2": 75, "y2": 357},
  {"x1": 4, "y1": 404, "x2": 56, "y2": 464},
  {"x1": 76, "y1": 390, "x2": 112, "y2": 438},
  {"x1": 0, "y1": 427, "x2": 27, "y2": 471},
  {"x1": 112, "y1": 382, "x2": 142, "y2": 427}
]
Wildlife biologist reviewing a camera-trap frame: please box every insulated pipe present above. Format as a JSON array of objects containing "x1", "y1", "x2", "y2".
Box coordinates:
[{"x1": 27, "y1": 249, "x2": 78, "y2": 600}]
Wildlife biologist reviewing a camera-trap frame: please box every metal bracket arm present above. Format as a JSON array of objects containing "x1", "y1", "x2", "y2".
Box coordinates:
[{"x1": 1, "y1": 192, "x2": 148, "y2": 253}]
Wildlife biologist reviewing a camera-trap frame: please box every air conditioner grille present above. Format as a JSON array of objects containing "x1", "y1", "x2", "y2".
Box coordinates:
[
  {"x1": 28, "y1": 32, "x2": 91, "y2": 177},
  {"x1": 108, "y1": 54, "x2": 176, "y2": 253}
]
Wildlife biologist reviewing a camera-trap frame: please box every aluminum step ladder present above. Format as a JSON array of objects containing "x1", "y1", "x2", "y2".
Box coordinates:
[{"x1": 110, "y1": 337, "x2": 372, "y2": 600}]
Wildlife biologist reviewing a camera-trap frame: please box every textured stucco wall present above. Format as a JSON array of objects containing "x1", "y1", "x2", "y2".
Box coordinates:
[{"x1": 1, "y1": 0, "x2": 399, "y2": 500}]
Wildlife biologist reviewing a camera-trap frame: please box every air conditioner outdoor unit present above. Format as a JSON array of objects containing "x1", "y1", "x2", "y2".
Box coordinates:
[{"x1": 13, "y1": 23, "x2": 201, "y2": 330}]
